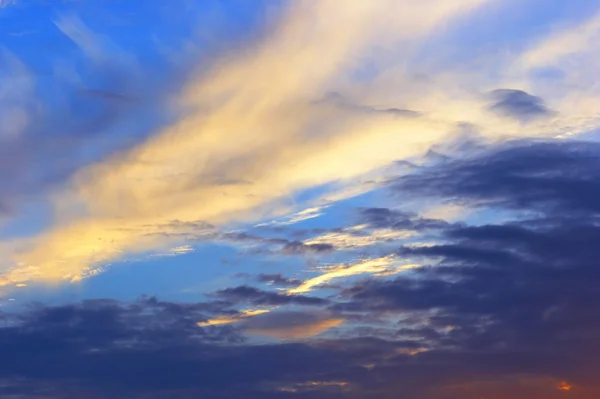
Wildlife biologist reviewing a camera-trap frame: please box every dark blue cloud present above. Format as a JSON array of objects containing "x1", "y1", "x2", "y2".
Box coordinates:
[
  {"x1": 255, "y1": 273, "x2": 303, "y2": 286},
  {"x1": 489, "y1": 89, "x2": 553, "y2": 121},
  {"x1": 4, "y1": 141, "x2": 600, "y2": 398},
  {"x1": 359, "y1": 207, "x2": 449, "y2": 230},
  {"x1": 395, "y1": 140, "x2": 600, "y2": 214},
  {"x1": 335, "y1": 140, "x2": 600, "y2": 396},
  {"x1": 214, "y1": 285, "x2": 329, "y2": 306}
]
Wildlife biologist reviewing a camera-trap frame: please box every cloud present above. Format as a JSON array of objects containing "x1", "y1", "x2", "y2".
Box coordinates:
[
  {"x1": 332, "y1": 140, "x2": 600, "y2": 396},
  {"x1": 214, "y1": 285, "x2": 329, "y2": 306},
  {"x1": 277, "y1": 380, "x2": 351, "y2": 394},
  {"x1": 0, "y1": 253, "x2": 599, "y2": 399},
  {"x1": 359, "y1": 207, "x2": 450, "y2": 230},
  {"x1": 2, "y1": 0, "x2": 503, "y2": 284},
  {"x1": 242, "y1": 310, "x2": 345, "y2": 340},
  {"x1": 196, "y1": 308, "x2": 270, "y2": 327},
  {"x1": 489, "y1": 89, "x2": 552, "y2": 121},
  {"x1": 0, "y1": 300, "x2": 393, "y2": 398},
  {"x1": 0, "y1": 15, "x2": 187, "y2": 231},
  {"x1": 256, "y1": 206, "x2": 327, "y2": 227},
  {"x1": 255, "y1": 273, "x2": 302, "y2": 287},
  {"x1": 280, "y1": 241, "x2": 335, "y2": 255},
  {"x1": 394, "y1": 140, "x2": 600, "y2": 214},
  {"x1": 303, "y1": 225, "x2": 415, "y2": 249},
  {"x1": 419, "y1": 203, "x2": 469, "y2": 221},
  {"x1": 518, "y1": 8, "x2": 600, "y2": 70},
  {"x1": 0, "y1": 0, "x2": 17, "y2": 8},
  {"x1": 4, "y1": 0, "x2": 600, "y2": 299},
  {"x1": 288, "y1": 256, "x2": 420, "y2": 295},
  {"x1": 8, "y1": 3, "x2": 600, "y2": 398}
]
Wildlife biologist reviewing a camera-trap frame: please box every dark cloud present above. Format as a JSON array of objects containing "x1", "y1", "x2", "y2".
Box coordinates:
[
  {"x1": 255, "y1": 273, "x2": 303, "y2": 286},
  {"x1": 5, "y1": 140, "x2": 600, "y2": 398},
  {"x1": 218, "y1": 232, "x2": 336, "y2": 256},
  {"x1": 335, "y1": 140, "x2": 600, "y2": 396},
  {"x1": 214, "y1": 286, "x2": 329, "y2": 306},
  {"x1": 0, "y1": 299, "x2": 432, "y2": 399},
  {"x1": 395, "y1": 140, "x2": 600, "y2": 215},
  {"x1": 359, "y1": 207, "x2": 449, "y2": 230},
  {"x1": 489, "y1": 89, "x2": 552, "y2": 120},
  {"x1": 280, "y1": 241, "x2": 335, "y2": 255},
  {"x1": 338, "y1": 214, "x2": 600, "y2": 392}
]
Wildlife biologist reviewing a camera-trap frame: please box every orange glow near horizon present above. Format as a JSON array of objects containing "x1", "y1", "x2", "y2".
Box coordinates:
[{"x1": 557, "y1": 381, "x2": 572, "y2": 391}]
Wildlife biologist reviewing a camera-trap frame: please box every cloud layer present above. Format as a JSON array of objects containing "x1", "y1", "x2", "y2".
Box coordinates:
[
  {"x1": 5, "y1": 0, "x2": 600, "y2": 286},
  {"x1": 0, "y1": 140, "x2": 599, "y2": 397}
]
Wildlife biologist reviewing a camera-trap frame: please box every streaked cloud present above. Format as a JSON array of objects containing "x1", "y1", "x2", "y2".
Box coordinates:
[
  {"x1": 255, "y1": 206, "x2": 328, "y2": 227},
  {"x1": 278, "y1": 380, "x2": 350, "y2": 393},
  {"x1": 0, "y1": 0, "x2": 17, "y2": 8},
  {"x1": 196, "y1": 308, "x2": 269, "y2": 327},
  {"x1": 288, "y1": 256, "x2": 420, "y2": 294},
  {"x1": 4, "y1": 2, "x2": 600, "y2": 398},
  {"x1": 419, "y1": 203, "x2": 470, "y2": 221},
  {"x1": 3, "y1": 0, "x2": 600, "y2": 291},
  {"x1": 243, "y1": 310, "x2": 344, "y2": 340},
  {"x1": 304, "y1": 225, "x2": 415, "y2": 249},
  {"x1": 0, "y1": 0, "x2": 500, "y2": 285}
]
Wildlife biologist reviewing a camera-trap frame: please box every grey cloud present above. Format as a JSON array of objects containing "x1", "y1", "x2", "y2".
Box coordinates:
[
  {"x1": 255, "y1": 273, "x2": 303, "y2": 287},
  {"x1": 489, "y1": 89, "x2": 552, "y2": 121},
  {"x1": 280, "y1": 241, "x2": 335, "y2": 255},
  {"x1": 214, "y1": 285, "x2": 329, "y2": 307},
  {"x1": 322, "y1": 91, "x2": 421, "y2": 117}
]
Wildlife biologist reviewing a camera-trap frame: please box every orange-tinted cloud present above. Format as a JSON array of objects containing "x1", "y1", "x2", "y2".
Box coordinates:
[
  {"x1": 243, "y1": 310, "x2": 344, "y2": 340},
  {"x1": 196, "y1": 309, "x2": 270, "y2": 327}
]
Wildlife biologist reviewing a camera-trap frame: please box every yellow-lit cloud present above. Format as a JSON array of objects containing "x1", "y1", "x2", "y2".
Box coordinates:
[
  {"x1": 196, "y1": 308, "x2": 270, "y2": 327},
  {"x1": 288, "y1": 256, "x2": 420, "y2": 294},
  {"x1": 1, "y1": 0, "x2": 492, "y2": 285},
  {"x1": 2, "y1": 0, "x2": 600, "y2": 286},
  {"x1": 303, "y1": 225, "x2": 415, "y2": 249}
]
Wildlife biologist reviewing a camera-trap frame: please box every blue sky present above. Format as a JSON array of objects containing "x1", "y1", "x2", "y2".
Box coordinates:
[{"x1": 1, "y1": 1, "x2": 600, "y2": 398}]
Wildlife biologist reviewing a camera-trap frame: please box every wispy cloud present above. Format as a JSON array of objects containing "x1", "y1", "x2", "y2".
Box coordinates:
[
  {"x1": 303, "y1": 225, "x2": 415, "y2": 249},
  {"x1": 3, "y1": 0, "x2": 600, "y2": 288},
  {"x1": 1, "y1": 0, "x2": 498, "y2": 285},
  {"x1": 196, "y1": 308, "x2": 269, "y2": 327},
  {"x1": 288, "y1": 256, "x2": 420, "y2": 294}
]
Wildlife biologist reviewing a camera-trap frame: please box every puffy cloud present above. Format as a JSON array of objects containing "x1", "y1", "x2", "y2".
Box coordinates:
[
  {"x1": 394, "y1": 140, "x2": 600, "y2": 214},
  {"x1": 334, "y1": 140, "x2": 600, "y2": 397}
]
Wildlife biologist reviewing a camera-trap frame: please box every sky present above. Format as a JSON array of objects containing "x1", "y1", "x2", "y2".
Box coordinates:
[{"x1": 0, "y1": 0, "x2": 600, "y2": 397}]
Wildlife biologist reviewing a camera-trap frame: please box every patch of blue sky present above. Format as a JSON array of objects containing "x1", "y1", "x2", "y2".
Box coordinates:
[
  {"x1": 9, "y1": 236, "x2": 315, "y2": 304},
  {"x1": 0, "y1": 199, "x2": 52, "y2": 239}
]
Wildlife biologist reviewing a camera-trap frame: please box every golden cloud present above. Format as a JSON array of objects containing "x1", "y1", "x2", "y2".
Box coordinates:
[{"x1": 2, "y1": 0, "x2": 600, "y2": 286}]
